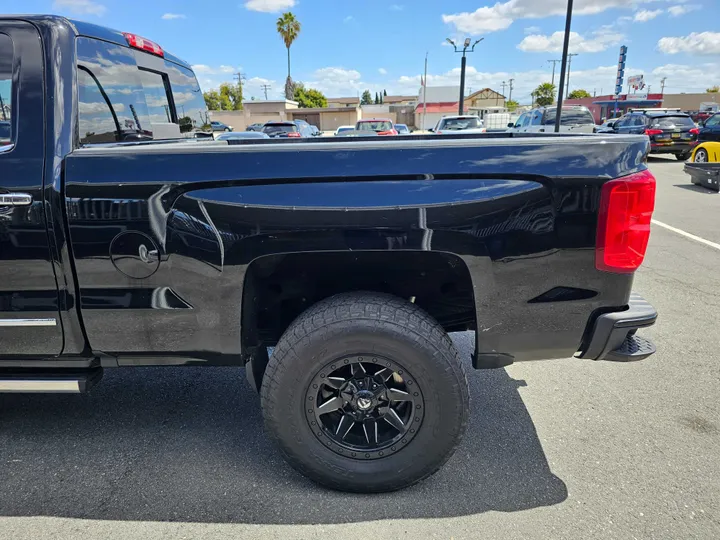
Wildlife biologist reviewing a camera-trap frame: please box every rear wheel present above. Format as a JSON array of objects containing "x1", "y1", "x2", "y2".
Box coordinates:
[
  {"x1": 260, "y1": 292, "x2": 469, "y2": 492},
  {"x1": 694, "y1": 149, "x2": 708, "y2": 163}
]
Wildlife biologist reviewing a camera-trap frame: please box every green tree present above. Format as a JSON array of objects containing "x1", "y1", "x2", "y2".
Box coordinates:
[
  {"x1": 294, "y1": 84, "x2": 328, "y2": 108},
  {"x1": 203, "y1": 90, "x2": 221, "y2": 110},
  {"x1": 506, "y1": 99, "x2": 519, "y2": 112},
  {"x1": 383, "y1": 89, "x2": 387, "y2": 97},
  {"x1": 277, "y1": 12, "x2": 301, "y2": 99},
  {"x1": 707, "y1": 85, "x2": 719, "y2": 93},
  {"x1": 374, "y1": 92, "x2": 380, "y2": 104},
  {"x1": 219, "y1": 82, "x2": 243, "y2": 110},
  {"x1": 568, "y1": 89, "x2": 591, "y2": 99},
  {"x1": 532, "y1": 82, "x2": 556, "y2": 106},
  {"x1": 361, "y1": 90, "x2": 373, "y2": 105},
  {"x1": 178, "y1": 116, "x2": 193, "y2": 133}
]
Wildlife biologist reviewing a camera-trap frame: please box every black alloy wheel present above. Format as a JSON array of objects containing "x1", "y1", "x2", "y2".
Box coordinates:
[{"x1": 306, "y1": 356, "x2": 424, "y2": 460}]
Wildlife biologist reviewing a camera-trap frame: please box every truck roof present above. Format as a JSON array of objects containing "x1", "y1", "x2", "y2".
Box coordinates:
[{"x1": 0, "y1": 14, "x2": 191, "y2": 69}]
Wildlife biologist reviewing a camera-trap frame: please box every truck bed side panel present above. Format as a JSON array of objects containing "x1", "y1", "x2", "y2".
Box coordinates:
[{"x1": 63, "y1": 136, "x2": 649, "y2": 363}]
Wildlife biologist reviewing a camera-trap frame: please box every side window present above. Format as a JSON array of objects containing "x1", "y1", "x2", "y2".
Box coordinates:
[
  {"x1": 0, "y1": 33, "x2": 13, "y2": 147},
  {"x1": 615, "y1": 116, "x2": 628, "y2": 128},
  {"x1": 166, "y1": 62, "x2": 210, "y2": 133},
  {"x1": 138, "y1": 68, "x2": 173, "y2": 123},
  {"x1": 531, "y1": 111, "x2": 542, "y2": 125},
  {"x1": 632, "y1": 116, "x2": 645, "y2": 127},
  {"x1": 705, "y1": 114, "x2": 720, "y2": 127}
]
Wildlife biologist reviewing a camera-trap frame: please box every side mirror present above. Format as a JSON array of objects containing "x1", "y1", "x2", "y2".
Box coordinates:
[
  {"x1": 607, "y1": 121, "x2": 616, "y2": 128},
  {"x1": 428, "y1": 128, "x2": 434, "y2": 132},
  {"x1": 507, "y1": 122, "x2": 515, "y2": 128}
]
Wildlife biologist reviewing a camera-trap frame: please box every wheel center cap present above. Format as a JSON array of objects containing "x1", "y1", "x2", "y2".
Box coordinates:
[{"x1": 355, "y1": 391, "x2": 374, "y2": 410}]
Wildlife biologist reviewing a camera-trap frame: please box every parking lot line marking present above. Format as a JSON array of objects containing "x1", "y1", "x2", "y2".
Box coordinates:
[{"x1": 652, "y1": 219, "x2": 720, "y2": 251}]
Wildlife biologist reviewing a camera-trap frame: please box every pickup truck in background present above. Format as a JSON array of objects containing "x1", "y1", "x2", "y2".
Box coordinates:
[{"x1": 0, "y1": 16, "x2": 658, "y2": 493}]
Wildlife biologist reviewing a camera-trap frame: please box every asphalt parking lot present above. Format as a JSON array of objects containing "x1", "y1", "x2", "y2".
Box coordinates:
[{"x1": 1, "y1": 156, "x2": 719, "y2": 539}]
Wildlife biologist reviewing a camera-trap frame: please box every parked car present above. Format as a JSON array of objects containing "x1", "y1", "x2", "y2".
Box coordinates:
[
  {"x1": 1, "y1": 14, "x2": 659, "y2": 494},
  {"x1": 308, "y1": 125, "x2": 322, "y2": 137},
  {"x1": 685, "y1": 143, "x2": 720, "y2": 191},
  {"x1": 334, "y1": 125, "x2": 355, "y2": 136},
  {"x1": 690, "y1": 141, "x2": 720, "y2": 163},
  {"x1": 432, "y1": 115, "x2": 486, "y2": 134},
  {"x1": 210, "y1": 120, "x2": 233, "y2": 132},
  {"x1": 507, "y1": 106, "x2": 595, "y2": 134},
  {"x1": 333, "y1": 129, "x2": 379, "y2": 137},
  {"x1": 596, "y1": 119, "x2": 617, "y2": 133},
  {"x1": 697, "y1": 112, "x2": 720, "y2": 142},
  {"x1": 605, "y1": 109, "x2": 699, "y2": 160},
  {"x1": 216, "y1": 131, "x2": 270, "y2": 141},
  {"x1": 246, "y1": 123, "x2": 264, "y2": 132},
  {"x1": 395, "y1": 123, "x2": 411, "y2": 134},
  {"x1": 262, "y1": 121, "x2": 311, "y2": 138},
  {"x1": 355, "y1": 118, "x2": 398, "y2": 135}
]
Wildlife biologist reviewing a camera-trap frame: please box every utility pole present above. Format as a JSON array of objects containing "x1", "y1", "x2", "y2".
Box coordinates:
[
  {"x1": 260, "y1": 84, "x2": 271, "y2": 100},
  {"x1": 565, "y1": 53, "x2": 578, "y2": 99},
  {"x1": 501, "y1": 80, "x2": 507, "y2": 101},
  {"x1": 660, "y1": 77, "x2": 667, "y2": 95},
  {"x1": 554, "y1": 0, "x2": 574, "y2": 133},
  {"x1": 548, "y1": 59, "x2": 561, "y2": 86},
  {"x1": 508, "y1": 78, "x2": 514, "y2": 103},
  {"x1": 446, "y1": 37, "x2": 484, "y2": 115}
]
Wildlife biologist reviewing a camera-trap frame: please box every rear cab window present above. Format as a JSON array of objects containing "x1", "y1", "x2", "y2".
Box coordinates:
[
  {"x1": 357, "y1": 120, "x2": 393, "y2": 131},
  {"x1": 0, "y1": 33, "x2": 13, "y2": 148},
  {"x1": 76, "y1": 36, "x2": 208, "y2": 145}
]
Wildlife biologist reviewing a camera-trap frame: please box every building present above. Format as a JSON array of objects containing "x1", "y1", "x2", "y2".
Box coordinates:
[
  {"x1": 464, "y1": 88, "x2": 506, "y2": 112},
  {"x1": 327, "y1": 97, "x2": 359, "y2": 108},
  {"x1": 288, "y1": 106, "x2": 360, "y2": 131},
  {"x1": 415, "y1": 86, "x2": 460, "y2": 130}
]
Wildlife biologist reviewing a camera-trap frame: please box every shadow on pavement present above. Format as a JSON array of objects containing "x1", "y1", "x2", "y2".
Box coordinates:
[
  {"x1": 0, "y1": 332, "x2": 567, "y2": 524},
  {"x1": 673, "y1": 184, "x2": 718, "y2": 194}
]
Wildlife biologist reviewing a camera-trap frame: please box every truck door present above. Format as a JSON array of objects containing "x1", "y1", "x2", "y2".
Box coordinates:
[{"x1": 0, "y1": 21, "x2": 63, "y2": 355}]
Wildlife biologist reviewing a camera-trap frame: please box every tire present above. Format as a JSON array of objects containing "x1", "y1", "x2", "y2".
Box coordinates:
[
  {"x1": 694, "y1": 149, "x2": 708, "y2": 163},
  {"x1": 225, "y1": 128, "x2": 231, "y2": 132},
  {"x1": 676, "y1": 152, "x2": 691, "y2": 161},
  {"x1": 260, "y1": 292, "x2": 469, "y2": 493}
]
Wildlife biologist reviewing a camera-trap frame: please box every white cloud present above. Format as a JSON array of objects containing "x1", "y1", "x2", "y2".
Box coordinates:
[
  {"x1": 343, "y1": 16, "x2": 354, "y2": 23},
  {"x1": 668, "y1": 4, "x2": 700, "y2": 16},
  {"x1": 161, "y1": 13, "x2": 186, "y2": 20},
  {"x1": 658, "y1": 32, "x2": 720, "y2": 55},
  {"x1": 442, "y1": 0, "x2": 664, "y2": 34},
  {"x1": 524, "y1": 26, "x2": 541, "y2": 34},
  {"x1": 389, "y1": 4, "x2": 404, "y2": 10},
  {"x1": 518, "y1": 29, "x2": 623, "y2": 53},
  {"x1": 79, "y1": 101, "x2": 124, "y2": 114},
  {"x1": 378, "y1": 68, "x2": 388, "y2": 75},
  {"x1": 244, "y1": 0, "x2": 295, "y2": 13},
  {"x1": 634, "y1": 9, "x2": 662, "y2": 21},
  {"x1": 191, "y1": 64, "x2": 240, "y2": 76},
  {"x1": 52, "y1": 0, "x2": 106, "y2": 16}
]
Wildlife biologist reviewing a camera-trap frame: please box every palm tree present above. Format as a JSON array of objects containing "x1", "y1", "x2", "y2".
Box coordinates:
[{"x1": 277, "y1": 12, "x2": 301, "y2": 99}]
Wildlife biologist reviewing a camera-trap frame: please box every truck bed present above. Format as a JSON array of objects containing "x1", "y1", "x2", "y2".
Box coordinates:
[{"x1": 60, "y1": 133, "x2": 649, "y2": 365}]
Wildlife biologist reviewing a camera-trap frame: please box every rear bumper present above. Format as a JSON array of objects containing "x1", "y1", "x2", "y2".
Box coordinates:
[
  {"x1": 650, "y1": 141, "x2": 696, "y2": 154},
  {"x1": 578, "y1": 293, "x2": 657, "y2": 362}
]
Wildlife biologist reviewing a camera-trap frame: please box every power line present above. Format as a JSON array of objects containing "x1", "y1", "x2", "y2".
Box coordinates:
[{"x1": 260, "y1": 84, "x2": 271, "y2": 100}]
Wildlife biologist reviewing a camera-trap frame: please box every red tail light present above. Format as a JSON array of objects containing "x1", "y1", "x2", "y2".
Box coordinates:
[
  {"x1": 644, "y1": 129, "x2": 663, "y2": 136},
  {"x1": 689, "y1": 127, "x2": 700, "y2": 135},
  {"x1": 595, "y1": 169, "x2": 656, "y2": 273},
  {"x1": 287, "y1": 132, "x2": 301, "y2": 138},
  {"x1": 378, "y1": 130, "x2": 398, "y2": 136},
  {"x1": 123, "y1": 33, "x2": 164, "y2": 57}
]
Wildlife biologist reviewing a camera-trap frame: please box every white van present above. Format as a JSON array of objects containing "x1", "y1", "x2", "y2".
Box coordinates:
[{"x1": 507, "y1": 105, "x2": 596, "y2": 134}]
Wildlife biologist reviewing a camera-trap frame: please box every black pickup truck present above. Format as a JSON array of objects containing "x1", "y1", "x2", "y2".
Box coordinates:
[{"x1": 0, "y1": 16, "x2": 658, "y2": 493}]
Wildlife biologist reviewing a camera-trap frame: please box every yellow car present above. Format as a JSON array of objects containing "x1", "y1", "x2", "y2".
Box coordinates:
[{"x1": 690, "y1": 141, "x2": 720, "y2": 163}]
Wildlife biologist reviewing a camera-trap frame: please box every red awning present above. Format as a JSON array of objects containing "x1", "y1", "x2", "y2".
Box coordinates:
[{"x1": 415, "y1": 102, "x2": 459, "y2": 113}]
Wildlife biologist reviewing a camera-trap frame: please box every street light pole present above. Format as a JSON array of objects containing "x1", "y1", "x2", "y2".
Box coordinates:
[
  {"x1": 554, "y1": 0, "x2": 574, "y2": 133},
  {"x1": 447, "y1": 37, "x2": 484, "y2": 115}
]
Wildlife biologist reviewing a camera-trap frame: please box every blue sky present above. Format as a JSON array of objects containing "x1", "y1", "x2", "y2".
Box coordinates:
[{"x1": 5, "y1": 0, "x2": 720, "y2": 102}]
